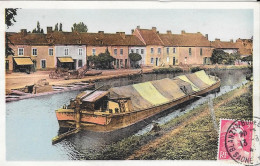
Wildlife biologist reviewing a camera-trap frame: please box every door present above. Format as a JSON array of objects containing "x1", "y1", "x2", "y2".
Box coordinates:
[
  {"x1": 5, "y1": 60, "x2": 9, "y2": 70},
  {"x1": 41, "y1": 60, "x2": 46, "y2": 69},
  {"x1": 173, "y1": 57, "x2": 176, "y2": 65},
  {"x1": 33, "y1": 60, "x2": 37, "y2": 71},
  {"x1": 156, "y1": 58, "x2": 158, "y2": 66},
  {"x1": 204, "y1": 57, "x2": 207, "y2": 65},
  {"x1": 116, "y1": 59, "x2": 119, "y2": 68},
  {"x1": 125, "y1": 59, "x2": 127, "y2": 68},
  {"x1": 73, "y1": 59, "x2": 77, "y2": 70}
]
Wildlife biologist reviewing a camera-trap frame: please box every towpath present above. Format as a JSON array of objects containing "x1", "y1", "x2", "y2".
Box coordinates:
[{"x1": 127, "y1": 85, "x2": 247, "y2": 159}]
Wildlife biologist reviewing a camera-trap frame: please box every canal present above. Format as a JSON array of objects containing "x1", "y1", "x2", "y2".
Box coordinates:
[{"x1": 6, "y1": 69, "x2": 250, "y2": 160}]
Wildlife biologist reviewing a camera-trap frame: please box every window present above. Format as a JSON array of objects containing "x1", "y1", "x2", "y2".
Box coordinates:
[
  {"x1": 78, "y1": 48, "x2": 83, "y2": 56},
  {"x1": 114, "y1": 48, "x2": 117, "y2": 55},
  {"x1": 141, "y1": 49, "x2": 144, "y2": 54},
  {"x1": 151, "y1": 48, "x2": 154, "y2": 54},
  {"x1": 18, "y1": 48, "x2": 24, "y2": 56},
  {"x1": 166, "y1": 57, "x2": 169, "y2": 62},
  {"x1": 158, "y1": 48, "x2": 161, "y2": 54},
  {"x1": 166, "y1": 48, "x2": 169, "y2": 55},
  {"x1": 200, "y1": 48, "x2": 203, "y2": 56},
  {"x1": 92, "y1": 48, "x2": 96, "y2": 55},
  {"x1": 120, "y1": 49, "x2": 123, "y2": 55},
  {"x1": 131, "y1": 49, "x2": 134, "y2": 53},
  {"x1": 32, "y1": 48, "x2": 37, "y2": 56},
  {"x1": 136, "y1": 49, "x2": 139, "y2": 54},
  {"x1": 189, "y1": 48, "x2": 192, "y2": 56},
  {"x1": 173, "y1": 48, "x2": 176, "y2": 53},
  {"x1": 78, "y1": 59, "x2": 83, "y2": 68},
  {"x1": 49, "y1": 48, "x2": 53, "y2": 56},
  {"x1": 65, "y1": 48, "x2": 69, "y2": 56},
  {"x1": 151, "y1": 58, "x2": 154, "y2": 64},
  {"x1": 41, "y1": 60, "x2": 46, "y2": 69}
]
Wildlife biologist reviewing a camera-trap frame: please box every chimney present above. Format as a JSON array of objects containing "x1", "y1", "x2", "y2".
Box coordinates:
[
  {"x1": 215, "y1": 38, "x2": 220, "y2": 41},
  {"x1": 20, "y1": 29, "x2": 27, "y2": 36},
  {"x1": 205, "y1": 34, "x2": 208, "y2": 40},
  {"x1": 98, "y1": 31, "x2": 104, "y2": 34},
  {"x1": 117, "y1": 32, "x2": 126, "y2": 39},
  {"x1": 47, "y1": 27, "x2": 53, "y2": 34},
  {"x1": 167, "y1": 30, "x2": 172, "y2": 34},
  {"x1": 131, "y1": 29, "x2": 134, "y2": 34},
  {"x1": 152, "y1": 27, "x2": 157, "y2": 33},
  {"x1": 137, "y1": 25, "x2": 140, "y2": 29},
  {"x1": 230, "y1": 39, "x2": 233, "y2": 43},
  {"x1": 181, "y1": 30, "x2": 185, "y2": 34}
]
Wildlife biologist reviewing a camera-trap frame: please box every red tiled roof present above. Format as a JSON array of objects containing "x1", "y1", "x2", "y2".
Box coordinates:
[
  {"x1": 211, "y1": 40, "x2": 238, "y2": 49},
  {"x1": 137, "y1": 29, "x2": 164, "y2": 45},
  {"x1": 159, "y1": 32, "x2": 211, "y2": 47},
  {"x1": 8, "y1": 32, "x2": 49, "y2": 45}
]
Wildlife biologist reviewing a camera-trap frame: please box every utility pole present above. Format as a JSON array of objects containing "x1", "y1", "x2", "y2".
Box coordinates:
[{"x1": 208, "y1": 97, "x2": 218, "y2": 132}]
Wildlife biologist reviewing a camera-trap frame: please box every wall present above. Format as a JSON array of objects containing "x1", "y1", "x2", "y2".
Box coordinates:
[
  {"x1": 55, "y1": 45, "x2": 86, "y2": 69},
  {"x1": 128, "y1": 46, "x2": 146, "y2": 66},
  {"x1": 145, "y1": 45, "x2": 164, "y2": 67},
  {"x1": 162, "y1": 46, "x2": 179, "y2": 66},
  {"x1": 178, "y1": 47, "x2": 213, "y2": 65},
  {"x1": 30, "y1": 46, "x2": 55, "y2": 69}
]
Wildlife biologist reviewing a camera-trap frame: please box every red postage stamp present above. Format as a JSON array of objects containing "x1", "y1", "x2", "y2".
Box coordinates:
[{"x1": 218, "y1": 119, "x2": 256, "y2": 165}]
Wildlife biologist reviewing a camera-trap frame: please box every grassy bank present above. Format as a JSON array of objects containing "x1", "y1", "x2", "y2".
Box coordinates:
[{"x1": 83, "y1": 81, "x2": 252, "y2": 160}]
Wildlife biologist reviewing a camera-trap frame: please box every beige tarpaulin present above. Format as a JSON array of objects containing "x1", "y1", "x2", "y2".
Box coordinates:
[{"x1": 109, "y1": 70, "x2": 216, "y2": 111}]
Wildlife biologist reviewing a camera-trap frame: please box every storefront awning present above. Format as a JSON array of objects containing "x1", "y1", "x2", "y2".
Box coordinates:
[
  {"x1": 14, "y1": 57, "x2": 33, "y2": 65},
  {"x1": 58, "y1": 57, "x2": 74, "y2": 63}
]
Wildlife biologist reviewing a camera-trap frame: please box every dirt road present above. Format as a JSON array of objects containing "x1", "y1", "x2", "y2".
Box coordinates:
[{"x1": 5, "y1": 68, "x2": 153, "y2": 90}]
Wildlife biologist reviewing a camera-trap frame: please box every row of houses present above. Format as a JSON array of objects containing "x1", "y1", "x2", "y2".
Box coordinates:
[{"x1": 5, "y1": 26, "x2": 253, "y2": 72}]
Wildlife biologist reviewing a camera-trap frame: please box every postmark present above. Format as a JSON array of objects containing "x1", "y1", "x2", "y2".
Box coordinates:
[{"x1": 218, "y1": 117, "x2": 260, "y2": 165}]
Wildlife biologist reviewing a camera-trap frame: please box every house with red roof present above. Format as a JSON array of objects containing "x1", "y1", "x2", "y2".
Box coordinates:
[{"x1": 133, "y1": 26, "x2": 164, "y2": 67}]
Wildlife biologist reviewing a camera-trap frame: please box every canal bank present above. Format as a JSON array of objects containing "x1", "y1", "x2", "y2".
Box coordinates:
[
  {"x1": 85, "y1": 81, "x2": 252, "y2": 160},
  {"x1": 5, "y1": 69, "x2": 251, "y2": 160}
]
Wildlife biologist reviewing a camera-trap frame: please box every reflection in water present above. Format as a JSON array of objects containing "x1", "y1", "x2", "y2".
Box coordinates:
[{"x1": 6, "y1": 69, "x2": 250, "y2": 160}]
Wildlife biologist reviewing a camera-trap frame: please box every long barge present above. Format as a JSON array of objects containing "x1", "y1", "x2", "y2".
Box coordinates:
[{"x1": 55, "y1": 70, "x2": 220, "y2": 132}]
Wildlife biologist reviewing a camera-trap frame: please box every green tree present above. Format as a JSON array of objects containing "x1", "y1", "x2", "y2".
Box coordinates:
[
  {"x1": 210, "y1": 49, "x2": 227, "y2": 64},
  {"x1": 129, "y1": 53, "x2": 142, "y2": 68},
  {"x1": 32, "y1": 21, "x2": 43, "y2": 33},
  {"x1": 88, "y1": 49, "x2": 115, "y2": 69},
  {"x1": 71, "y1": 22, "x2": 88, "y2": 32},
  {"x1": 54, "y1": 23, "x2": 58, "y2": 31},
  {"x1": 242, "y1": 55, "x2": 253, "y2": 65},
  {"x1": 5, "y1": 8, "x2": 18, "y2": 58},
  {"x1": 59, "y1": 23, "x2": 62, "y2": 31}
]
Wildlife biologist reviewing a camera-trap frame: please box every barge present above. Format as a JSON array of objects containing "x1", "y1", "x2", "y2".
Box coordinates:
[{"x1": 55, "y1": 70, "x2": 220, "y2": 132}]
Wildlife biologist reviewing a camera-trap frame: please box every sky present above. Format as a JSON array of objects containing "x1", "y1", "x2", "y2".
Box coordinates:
[{"x1": 6, "y1": 9, "x2": 253, "y2": 41}]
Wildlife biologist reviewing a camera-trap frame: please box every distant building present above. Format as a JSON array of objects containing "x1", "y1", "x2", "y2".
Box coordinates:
[{"x1": 211, "y1": 39, "x2": 239, "y2": 54}]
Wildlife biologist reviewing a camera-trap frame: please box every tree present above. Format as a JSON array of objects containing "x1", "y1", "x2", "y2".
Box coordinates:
[
  {"x1": 88, "y1": 49, "x2": 115, "y2": 69},
  {"x1": 241, "y1": 55, "x2": 253, "y2": 65},
  {"x1": 71, "y1": 22, "x2": 88, "y2": 32},
  {"x1": 5, "y1": 8, "x2": 18, "y2": 58},
  {"x1": 54, "y1": 23, "x2": 58, "y2": 31},
  {"x1": 32, "y1": 21, "x2": 43, "y2": 33},
  {"x1": 59, "y1": 23, "x2": 62, "y2": 31},
  {"x1": 210, "y1": 49, "x2": 227, "y2": 64},
  {"x1": 129, "y1": 53, "x2": 142, "y2": 68}
]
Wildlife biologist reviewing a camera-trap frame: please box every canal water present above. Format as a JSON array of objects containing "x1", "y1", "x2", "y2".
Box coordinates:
[{"x1": 6, "y1": 69, "x2": 250, "y2": 160}]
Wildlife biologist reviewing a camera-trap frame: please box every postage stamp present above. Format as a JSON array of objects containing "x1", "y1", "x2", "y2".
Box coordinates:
[{"x1": 218, "y1": 118, "x2": 260, "y2": 165}]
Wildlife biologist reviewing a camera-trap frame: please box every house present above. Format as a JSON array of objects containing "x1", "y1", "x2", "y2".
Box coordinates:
[
  {"x1": 133, "y1": 26, "x2": 164, "y2": 67},
  {"x1": 235, "y1": 38, "x2": 253, "y2": 58},
  {"x1": 6, "y1": 29, "x2": 55, "y2": 72},
  {"x1": 46, "y1": 27, "x2": 86, "y2": 70},
  {"x1": 158, "y1": 30, "x2": 179, "y2": 66},
  {"x1": 82, "y1": 31, "x2": 144, "y2": 69},
  {"x1": 211, "y1": 39, "x2": 239, "y2": 54},
  {"x1": 126, "y1": 33, "x2": 146, "y2": 66},
  {"x1": 159, "y1": 31, "x2": 212, "y2": 66}
]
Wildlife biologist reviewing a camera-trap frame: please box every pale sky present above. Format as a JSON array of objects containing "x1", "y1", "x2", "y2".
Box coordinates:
[{"x1": 6, "y1": 9, "x2": 253, "y2": 41}]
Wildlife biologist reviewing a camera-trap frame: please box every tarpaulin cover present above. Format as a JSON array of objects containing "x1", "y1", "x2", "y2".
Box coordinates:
[
  {"x1": 195, "y1": 70, "x2": 216, "y2": 85},
  {"x1": 109, "y1": 70, "x2": 216, "y2": 110},
  {"x1": 177, "y1": 75, "x2": 200, "y2": 91}
]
